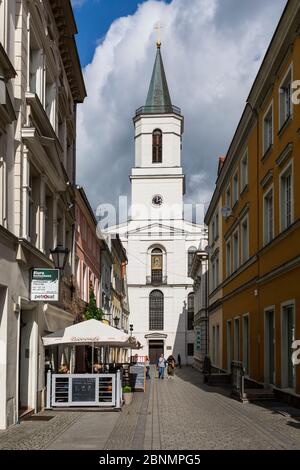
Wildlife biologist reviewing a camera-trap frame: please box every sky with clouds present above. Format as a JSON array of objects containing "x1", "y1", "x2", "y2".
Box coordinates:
[{"x1": 72, "y1": 0, "x2": 287, "y2": 222}]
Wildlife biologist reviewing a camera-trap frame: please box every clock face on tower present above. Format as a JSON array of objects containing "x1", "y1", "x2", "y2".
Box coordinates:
[{"x1": 152, "y1": 194, "x2": 163, "y2": 207}]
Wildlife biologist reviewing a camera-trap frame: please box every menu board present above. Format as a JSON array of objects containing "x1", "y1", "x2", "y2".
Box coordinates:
[
  {"x1": 130, "y1": 365, "x2": 145, "y2": 391},
  {"x1": 72, "y1": 377, "x2": 96, "y2": 402}
]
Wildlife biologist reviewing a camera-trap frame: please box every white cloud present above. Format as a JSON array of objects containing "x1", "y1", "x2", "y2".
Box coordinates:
[
  {"x1": 71, "y1": 0, "x2": 87, "y2": 7},
  {"x1": 76, "y1": 0, "x2": 287, "y2": 219}
]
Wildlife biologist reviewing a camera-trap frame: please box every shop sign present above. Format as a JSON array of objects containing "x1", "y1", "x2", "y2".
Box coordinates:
[{"x1": 31, "y1": 268, "x2": 59, "y2": 301}]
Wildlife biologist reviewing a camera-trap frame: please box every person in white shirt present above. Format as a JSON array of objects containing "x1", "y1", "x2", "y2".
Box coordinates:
[
  {"x1": 145, "y1": 356, "x2": 150, "y2": 380},
  {"x1": 157, "y1": 354, "x2": 166, "y2": 379}
]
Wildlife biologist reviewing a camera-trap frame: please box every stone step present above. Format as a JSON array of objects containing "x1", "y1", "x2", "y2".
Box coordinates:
[
  {"x1": 243, "y1": 388, "x2": 275, "y2": 401},
  {"x1": 205, "y1": 373, "x2": 231, "y2": 385},
  {"x1": 19, "y1": 407, "x2": 35, "y2": 421}
]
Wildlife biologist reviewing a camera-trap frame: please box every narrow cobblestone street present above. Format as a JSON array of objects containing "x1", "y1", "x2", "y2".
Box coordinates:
[{"x1": 1, "y1": 367, "x2": 300, "y2": 450}]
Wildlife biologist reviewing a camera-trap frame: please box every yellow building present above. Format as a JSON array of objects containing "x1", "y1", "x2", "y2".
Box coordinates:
[{"x1": 205, "y1": 0, "x2": 300, "y2": 398}]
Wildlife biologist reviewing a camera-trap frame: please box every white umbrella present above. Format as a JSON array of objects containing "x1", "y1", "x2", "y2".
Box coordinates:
[{"x1": 42, "y1": 319, "x2": 135, "y2": 347}]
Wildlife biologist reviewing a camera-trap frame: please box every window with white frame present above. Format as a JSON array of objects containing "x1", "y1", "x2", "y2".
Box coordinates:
[
  {"x1": 226, "y1": 185, "x2": 231, "y2": 210},
  {"x1": 212, "y1": 255, "x2": 219, "y2": 291},
  {"x1": 215, "y1": 212, "x2": 219, "y2": 239},
  {"x1": 243, "y1": 315, "x2": 250, "y2": 375},
  {"x1": 279, "y1": 66, "x2": 292, "y2": 129},
  {"x1": 149, "y1": 290, "x2": 164, "y2": 330},
  {"x1": 0, "y1": 0, "x2": 7, "y2": 47},
  {"x1": 75, "y1": 257, "x2": 80, "y2": 287},
  {"x1": 46, "y1": 68, "x2": 57, "y2": 131},
  {"x1": 28, "y1": 170, "x2": 39, "y2": 247},
  {"x1": 0, "y1": 132, "x2": 7, "y2": 227},
  {"x1": 234, "y1": 318, "x2": 240, "y2": 361},
  {"x1": 280, "y1": 162, "x2": 293, "y2": 231},
  {"x1": 233, "y1": 229, "x2": 239, "y2": 272},
  {"x1": 29, "y1": 30, "x2": 43, "y2": 100},
  {"x1": 187, "y1": 246, "x2": 197, "y2": 276},
  {"x1": 212, "y1": 211, "x2": 219, "y2": 241},
  {"x1": 233, "y1": 171, "x2": 239, "y2": 205},
  {"x1": 83, "y1": 264, "x2": 88, "y2": 302},
  {"x1": 240, "y1": 151, "x2": 248, "y2": 191},
  {"x1": 212, "y1": 326, "x2": 216, "y2": 364},
  {"x1": 227, "y1": 320, "x2": 232, "y2": 371},
  {"x1": 226, "y1": 239, "x2": 231, "y2": 277},
  {"x1": 241, "y1": 216, "x2": 249, "y2": 263},
  {"x1": 264, "y1": 187, "x2": 274, "y2": 244},
  {"x1": 263, "y1": 104, "x2": 273, "y2": 154}
]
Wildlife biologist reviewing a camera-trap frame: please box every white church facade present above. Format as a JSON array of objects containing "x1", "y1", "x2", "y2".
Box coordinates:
[{"x1": 107, "y1": 43, "x2": 207, "y2": 365}]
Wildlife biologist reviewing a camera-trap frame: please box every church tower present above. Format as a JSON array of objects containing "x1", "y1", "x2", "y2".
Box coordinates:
[
  {"x1": 131, "y1": 43, "x2": 185, "y2": 221},
  {"x1": 107, "y1": 42, "x2": 206, "y2": 366}
]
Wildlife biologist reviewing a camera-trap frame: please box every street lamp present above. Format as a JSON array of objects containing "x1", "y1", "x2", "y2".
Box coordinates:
[
  {"x1": 50, "y1": 244, "x2": 69, "y2": 271},
  {"x1": 113, "y1": 315, "x2": 120, "y2": 328},
  {"x1": 129, "y1": 324, "x2": 134, "y2": 363}
]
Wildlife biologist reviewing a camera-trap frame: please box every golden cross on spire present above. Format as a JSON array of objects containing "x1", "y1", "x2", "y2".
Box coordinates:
[{"x1": 154, "y1": 22, "x2": 163, "y2": 48}]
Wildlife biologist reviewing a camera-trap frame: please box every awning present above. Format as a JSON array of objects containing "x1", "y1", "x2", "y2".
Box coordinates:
[
  {"x1": 43, "y1": 303, "x2": 74, "y2": 332},
  {"x1": 42, "y1": 319, "x2": 141, "y2": 349}
]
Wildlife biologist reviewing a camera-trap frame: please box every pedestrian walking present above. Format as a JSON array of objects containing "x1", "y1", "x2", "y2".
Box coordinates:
[
  {"x1": 157, "y1": 353, "x2": 166, "y2": 379},
  {"x1": 177, "y1": 353, "x2": 181, "y2": 369},
  {"x1": 167, "y1": 355, "x2": 176, "y2": 379},
  {"x1": 145, "y1": 355, "x2": 151, "y2": 380}
]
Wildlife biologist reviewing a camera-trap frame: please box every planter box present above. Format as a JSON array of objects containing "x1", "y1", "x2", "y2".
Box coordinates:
[{"x1": 123, "y1": 392, "x2": 133, "y2": 405}]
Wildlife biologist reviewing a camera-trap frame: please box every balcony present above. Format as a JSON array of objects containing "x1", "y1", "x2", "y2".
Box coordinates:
[
  {"x1": 135, "y1": 105, "x2": 181, "y2": 117},
  {"x1": 146, "y1": 275, "x2": 167, "y2": 286}
]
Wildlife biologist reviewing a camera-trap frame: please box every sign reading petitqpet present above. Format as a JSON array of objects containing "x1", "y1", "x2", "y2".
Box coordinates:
[{"x1": 31, "y1": 268, "x2": 59, "y2": 301}]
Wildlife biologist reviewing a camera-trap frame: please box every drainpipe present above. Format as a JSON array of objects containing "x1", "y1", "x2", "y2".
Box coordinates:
[{"x1": 246, "y1": 101, "x2": 260, "y2": 383}]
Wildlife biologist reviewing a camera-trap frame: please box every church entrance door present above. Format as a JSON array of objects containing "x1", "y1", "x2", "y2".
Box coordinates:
[{"x1": 149, "y1": 340, "x2": 164, "y2": 364}]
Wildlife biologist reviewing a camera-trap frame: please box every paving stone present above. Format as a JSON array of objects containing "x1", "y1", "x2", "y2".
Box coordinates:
[
  {"x1": 0, "y1": 411, "x2": 81, "y2": 450},
  {"x1": 1, "y1": 367, "x2": 300, "y2": 450}
]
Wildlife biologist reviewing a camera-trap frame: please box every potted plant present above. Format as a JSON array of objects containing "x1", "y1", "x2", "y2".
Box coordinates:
[{"x1": 122, "y1": 385, "x2": 133, "y2": 405}]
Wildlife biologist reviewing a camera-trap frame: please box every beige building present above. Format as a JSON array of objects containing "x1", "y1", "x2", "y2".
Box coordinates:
[
  {"x1": 204, "y1": 169, "x2": 224, "y2": 372},
  {"x1": 0, "y1": 0, "x2": 85, "y2": 429},
  {"x1": 190, "y1": 240, "x2": 208, "y2": 371}
]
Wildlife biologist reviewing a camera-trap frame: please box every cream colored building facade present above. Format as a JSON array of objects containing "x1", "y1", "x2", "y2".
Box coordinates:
[
  {"x1": 205, "y1": 196, "x2": 223, "y2": 371},
  {"x1": 0, "y1": 0, "x2": 85, "y2": 429}
]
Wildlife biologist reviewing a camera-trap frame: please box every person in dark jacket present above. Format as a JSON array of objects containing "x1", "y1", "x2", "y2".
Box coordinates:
[
  {"x1": 177, "y1": 353, "x2": 181, "y2": 368},
  {"x1": 167, "y1": 355, "x2": 176, "y2": 379}
]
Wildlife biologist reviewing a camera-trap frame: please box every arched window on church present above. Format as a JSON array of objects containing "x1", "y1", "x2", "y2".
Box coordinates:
[
  {"x1": 152, "y1": 129, "x2": 162, "y2": 163},
  {"x1": 151, "y1": 248, "x2": 163, "y2": 284},
  {"x1": 149, "y1": 290, "x2": 164, "y2": 330},
  {"x1": 188, "y1": 293, "x2": 194, "y2": 330},
  {"x1": 187, "y1": 246, "x2": 197, "y2": 276}
]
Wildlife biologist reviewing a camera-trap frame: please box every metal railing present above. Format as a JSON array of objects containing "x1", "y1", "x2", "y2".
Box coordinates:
[
  {"x1": 146, "y1": 275, "x2": 167, "y2": 286},
  {"x1": 135, "y1": 105, "x2": 181, "y2": 116},
  {"x1": 231, "y1": 361, "x2": 245, "y2": 400}
]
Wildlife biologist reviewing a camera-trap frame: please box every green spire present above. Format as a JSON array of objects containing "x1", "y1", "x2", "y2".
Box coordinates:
[{"x1": 145, "y1": 45, "x2": 173, "y2": 113}]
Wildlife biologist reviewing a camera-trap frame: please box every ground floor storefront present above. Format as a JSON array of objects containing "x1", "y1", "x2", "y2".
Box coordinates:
[
  {"x1": 222, "y1": 266, "x2": 300, "y2": 396},
  {"x1": 0, "y1": 234, "x2": 74, "y2": 429}
]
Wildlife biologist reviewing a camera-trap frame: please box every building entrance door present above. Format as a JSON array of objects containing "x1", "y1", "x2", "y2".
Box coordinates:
[
  {"x1": 149, "y1": 340, "x2": 164, "y2": 364},
  {"x1": 19, "y1": 310, "x2": 34, "y2": 416},
  {"x1": 265, "y1": 309, "x2": 275, "y2": 385}
]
